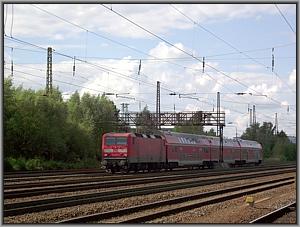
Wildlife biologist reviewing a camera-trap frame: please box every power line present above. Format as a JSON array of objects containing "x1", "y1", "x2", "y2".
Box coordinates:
[
  {"x1": 28, "y1": 4, "x2": 295, "y2": 110},
  {"x1": 4, "y1": 64, "x2": 246, "y2": 115},
  {"x1": 5, "y1": 35, "x2": 176, "y2": 94},
  {"x1": 4, "y1": 7, "x2": 296, "y2": 115},
  {"x1": 102, "y1": 4, "x2": 295, "y2": 112},
  {"x1": 5, "y1": 64, "x2": 286, "y2": 124},
  {"x1": 10, "y1": 4, "x2": 14, "y2": 37},
  {"x1": 30, "y1": 4, "x2": 187, "y2": 71},
  {"x1": 4, "y1": 4, "x2": 8, "y2": 35},
  {"x1": 71, "y1": 55, "x2": 296, "y2": 62},
  {"x1": 5, "y1": 67, "x2": 106, "y2": 94},
  {"x1": 274, "y1": 4, "x2": 296, "y2": 35},
  {"x1": 4, "y1": 45, "x2": 47, "y2": 54},
  {"x1": 5, "y1": 67, "x2": 177, "y2": 111},
  {"x1": 169, "y1": 4, "x2": 296, "y2": 94},
  {"x1": 205, "y1": 42, "x2": 295, "y2": 58},
  {"x1": 6, "y1": 35, "x2": 295, "y2": 115}
]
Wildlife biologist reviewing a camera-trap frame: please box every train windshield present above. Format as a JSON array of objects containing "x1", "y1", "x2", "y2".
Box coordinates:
[
  {"x1": 116, "y1": 137, "x2": 127, "y2": 145},
  {"x1": 105, "y1": 137, "x2": 127, "y2": 146}
]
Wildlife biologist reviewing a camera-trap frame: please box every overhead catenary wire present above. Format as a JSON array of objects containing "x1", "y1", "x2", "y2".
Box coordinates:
[
  {"x1": 19, "y1": 4, "x2": 298, "y2": 61},
  {"x1": 5, "y1": 63, "x2": 285, "y2": 125},
  {"x1": 5, "y1": 67, "x2": 106, "y2": 94},
  {"x1": 6, "y1": 33, "x2": 296, "y2": 118},
  {"x1": 30, "y1": 2, "x2": 278, "y2": 98},
  {"x1": 4, "y1": 5, "x2": 296, "y2": 120},
  {"x1": 4, "y1": 4, "x2": 8, "y2": 35},
  {"x1": 274, "y1": 4, "x2": 296, "y2": 35},
  {"x1": 169, "y1": 4, "x2": 296, "y2": 94},
  {"x1": 6, "y1": 34, "x2": 295, "y2": 119},
  {"x1": 102, "y1": 4, "x2": 295, "y2": 112},
  {"x1": 5, "y1": 61, "x2": 250, "y2": 116},
  {"x1": 10, "y1": 4, "x2": 14, "y2": 37},
  {"x1": 5, "y1": 35, "x2": 176, "y2": 94},
  {"x1": 28, "y1": 4, "x2": 295, "y2": 110},
  {"x1": 5, "y1": 67, "x2": 177, "y2": 111},
  {"x1": 30, "y1": 3, "x2": 214, "y2": 94},
  {"x1": 29, "y1": 4, "x2": 188, "y2": 70},
  {"x1": 59, "y1": 55, "x2": 296, "y2": 61},
  {"x1": 6, "y1": 56, "x2": 179, "y2": 111}
]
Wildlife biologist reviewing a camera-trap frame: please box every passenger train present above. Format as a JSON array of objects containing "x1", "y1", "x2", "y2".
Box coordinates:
[{"x1": 101, "y1": 131, "x2": 262, "y2": 173}]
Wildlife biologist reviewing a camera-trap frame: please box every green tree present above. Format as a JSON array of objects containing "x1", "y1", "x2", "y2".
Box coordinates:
[
  {"x1": 205, "y1": 128, "x2": 216, "y2": 136},
  {"x1": 135, "y1": 106, "x2": 158, "y2": 134},
  {"x1": 241, "y1": 122, "x2": 295, "y2": 160},
  {"x1": 173, "y1": 125, "x2": 205, "y2": 134}
]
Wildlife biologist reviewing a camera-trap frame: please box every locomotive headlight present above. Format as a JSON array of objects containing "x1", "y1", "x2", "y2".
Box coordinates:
[
  {"x1": 104, "y1": 149, "x2": 113, "y2": 153},
  {"x1": 118, "y1": 149, "x2": 127, "y2": 153}
]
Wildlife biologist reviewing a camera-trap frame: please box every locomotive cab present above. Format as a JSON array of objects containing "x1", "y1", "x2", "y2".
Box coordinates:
[{"x1": 101, "y1": 133, "x2": 130, "y2": 173}]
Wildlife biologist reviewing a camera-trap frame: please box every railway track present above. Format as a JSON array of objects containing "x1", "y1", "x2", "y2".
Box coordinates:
[
  {"x1": 4, "y1": 168, "x2": 106, "y2": 179},
  {"x1": 4, "y1": 163, "x2": 295, "y2": 181},
  {"x1": 4, "y1": 164, "x2": 295, "y2": 188},
  {"x1": 249, "y1": 202, "x2": 296, "y2": 223},
  {"x1": 4, "y1": 166, "x2": 295, "y2": 199},
  {"x1": 4, "y1": 169, "x2": 295, "y2": 217},
  {"x1": 57, "y1": 177, "x2": 295, "y2": 223}
]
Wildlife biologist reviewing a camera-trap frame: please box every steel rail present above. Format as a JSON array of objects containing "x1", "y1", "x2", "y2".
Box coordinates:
[
  {"x1": 57, "y1": 178, "x2": 294, "y2": 223},
  {"x1": 4, "y1": 169, "x2": 105, "y2": 178},
  {"x1": 4, "y1": 172, "x2": 111, "y2": 183},
  {"x1": 4, "y1": 165, "x2": 296, "y2": 190},
  {"x1": 4, "y1": 163, "x2": 295, "y2": 182},
  {"x1": 4, "y1": 167, "x2": 295, "y2": 199},
  {"x1": 249, "y1": 202, "x2": 296, "y2": 223},
  {"x1": 4, "y1": 170, "x2": 295, "y2": 217},
  {"x1": 4, "y1": 164, "x2": 295, "y2": 189}
]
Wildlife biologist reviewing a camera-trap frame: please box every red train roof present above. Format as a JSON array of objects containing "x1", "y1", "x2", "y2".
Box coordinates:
[
  {"x1": 161, "y1": 131, "x2": 261, "y2": 148},
  {"x1": 103, "y1": 132, "x2": 132, "y2": 137}
]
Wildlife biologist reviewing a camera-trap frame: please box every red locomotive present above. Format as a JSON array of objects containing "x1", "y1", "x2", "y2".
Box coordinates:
[{"x1": 101, "y1": 131, "x2": 262, "y2": 173}]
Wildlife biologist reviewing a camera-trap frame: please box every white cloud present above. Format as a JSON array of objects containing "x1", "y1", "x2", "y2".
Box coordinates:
[
  {"x1": 53, "y1": 34, "x2": 64, "y2": 40},
  {"x1": 4, "y1": 4, "x2": 296, "y2": 39},
  {"x1": 288, "y1": 69, "x2": 296, "y2": 86},
  {"x1": 148, "y1": 42, "x2": 187, "y2": 59},
  {"x1": 5, "y1": 40, "x2": 296, "y2": 137}
]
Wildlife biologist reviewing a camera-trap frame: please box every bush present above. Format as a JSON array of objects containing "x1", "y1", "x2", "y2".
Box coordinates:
[
  {"x1": 282, "y1": 143, "x2": 296, "y2": 161},
  {"x1": 25, "y1": 158, "x2": 43, "y2": 170},
  {"x1": 6, "y1": 157, "x2": 27, "y2": 171},
  {"x1": 41, "y1": 160, "x2": 65, "y2": 170},
  {"x1": 4, "y1": 158, "x2": 14, "y2": 171},
  {"x1": 4, "y1": 156, "x2": 100, "y2": 172}
]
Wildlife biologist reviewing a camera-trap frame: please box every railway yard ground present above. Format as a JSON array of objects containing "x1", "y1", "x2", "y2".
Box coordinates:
[{"x1": 3, "y1": 163, "x2": 297, "y2": 224}]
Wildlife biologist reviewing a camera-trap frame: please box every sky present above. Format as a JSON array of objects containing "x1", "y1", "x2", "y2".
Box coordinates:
[{"x1": 3, "y1": 3, "x2": 297, "y2": 138}]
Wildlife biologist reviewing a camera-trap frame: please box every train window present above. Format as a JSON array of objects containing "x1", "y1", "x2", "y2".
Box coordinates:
[
  {"x1": 105, "y1": 137, "x2": 127, "y2": 145},
  {"x1": 203, "y1": 147, "x2": 209, "y2": 153},
  {"x1": 116, "y1": 137, "x2": 127, "y2": 145},
  {"x1": 105, "y1": 137, "x2": 115, "y2": 145}
]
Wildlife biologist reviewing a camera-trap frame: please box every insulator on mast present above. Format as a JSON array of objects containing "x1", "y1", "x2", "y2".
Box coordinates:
[
  {"x1": 138, "y1": 59, "x2": 141, "y2": 75},
  {"x1": 272, "y1": 48, "x2": 274, "y2": 72},
  {"x1": 202, "y1": 57, "x2": 205, "y2": 73},
  {"x1": 73, "y1": 56, "x2": 76, "y2": 77},
  {"x1": 11, "y1": 47, "x2": 14, "y2": 76}
]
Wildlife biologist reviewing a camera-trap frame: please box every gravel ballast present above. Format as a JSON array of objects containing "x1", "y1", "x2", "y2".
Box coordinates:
[{"x1": 4, "y1": 172, "x2": 295, "y2": 224}]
